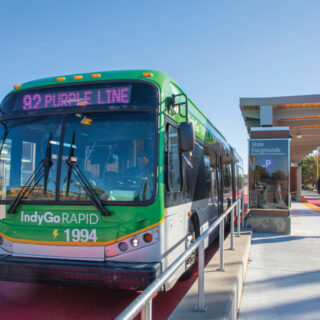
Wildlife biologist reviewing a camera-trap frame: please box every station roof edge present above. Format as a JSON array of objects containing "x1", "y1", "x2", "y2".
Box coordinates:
[{"x1": 240, "y1": 94, "x2": 320, "y2": 107}]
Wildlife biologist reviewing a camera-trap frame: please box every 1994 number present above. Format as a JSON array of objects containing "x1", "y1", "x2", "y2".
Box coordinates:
[{"x1": 64, "y1": 229, "x2": 97, "y2": 242}]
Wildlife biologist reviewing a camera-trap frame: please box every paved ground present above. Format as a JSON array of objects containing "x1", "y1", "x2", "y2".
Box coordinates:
[
  {"x1": 169, "y1": 231, "x2": 252, "y2": 320},
  {"x1": 239, "y1": 190, "x2": 320, "y2": 320},
  {"x1": 0, "y1": 235, "x2": 221, "y2": 320}
]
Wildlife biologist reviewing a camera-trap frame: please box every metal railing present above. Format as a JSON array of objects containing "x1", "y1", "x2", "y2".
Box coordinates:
[{"x1": 116, "y1": 195, "x2": 245, "y2": 320}]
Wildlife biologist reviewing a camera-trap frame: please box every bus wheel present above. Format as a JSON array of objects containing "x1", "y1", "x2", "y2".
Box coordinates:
[{"x1": 180, "y1": 221, "x2": 197, "y2": 280}]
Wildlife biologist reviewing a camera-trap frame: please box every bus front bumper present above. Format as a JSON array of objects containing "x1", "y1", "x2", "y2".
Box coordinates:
[{"x1": 0, "y1": 255, "x2": 161, "y2": 290}]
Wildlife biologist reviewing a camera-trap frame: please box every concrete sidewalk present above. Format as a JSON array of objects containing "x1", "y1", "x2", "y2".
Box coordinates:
[
  {"x1": 169, "y1": 231, "x2": 252, "y2": 320},
  {"x1": 239, "y1": 191, "x2": 320, "y2": 320}
]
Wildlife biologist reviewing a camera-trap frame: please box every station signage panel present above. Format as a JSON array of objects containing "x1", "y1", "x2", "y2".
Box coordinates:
[{"x1": 248, "y1": 139, "x2": 290, "y2": 210}]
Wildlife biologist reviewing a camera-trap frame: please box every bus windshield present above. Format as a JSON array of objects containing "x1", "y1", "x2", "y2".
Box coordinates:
[{"x1": 0, "y1": 112, "x2": 156, "y2": 203}]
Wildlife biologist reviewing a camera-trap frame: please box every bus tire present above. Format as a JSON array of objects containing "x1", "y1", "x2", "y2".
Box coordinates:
[{"x1": 180, "y1": 218, "x2": 198, "y2": 280}]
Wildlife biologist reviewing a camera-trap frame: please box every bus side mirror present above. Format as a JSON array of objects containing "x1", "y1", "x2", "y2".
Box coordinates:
[{"x1": 180, "y1": 122, "x2": 194, "y2": 152}]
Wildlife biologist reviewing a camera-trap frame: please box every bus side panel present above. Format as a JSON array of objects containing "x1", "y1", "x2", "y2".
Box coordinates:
[
  {"x1": 161, "y1": 141, "x2": 221, "y2": 290},
  {"x1": 161, "y1": 198, "x2": 219, "y2": 291},
  {"x1": 160, "y1": 206, "x2": 186, "y2": 290}
]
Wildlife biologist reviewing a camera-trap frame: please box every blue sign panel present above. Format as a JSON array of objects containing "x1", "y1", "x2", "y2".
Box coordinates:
[{"x1": 249, "y1": 139, "x2": 289, "y2": 210}]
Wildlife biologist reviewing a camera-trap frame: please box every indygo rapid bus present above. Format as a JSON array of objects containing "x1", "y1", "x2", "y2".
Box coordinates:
[{"x1": 0, "y1": 70, "x2": 243, "y2": 290}]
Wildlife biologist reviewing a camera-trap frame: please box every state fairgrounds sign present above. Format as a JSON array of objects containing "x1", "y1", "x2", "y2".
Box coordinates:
[
  {"x1": 249, "y1": 139, "x2": 289, "y2": 171},
  {"x1": 249, "y1": 139, "x2": 288, "y2": 156},
  {"x1": 249, "y1": 138, "x2": 290, "y2": 210}
]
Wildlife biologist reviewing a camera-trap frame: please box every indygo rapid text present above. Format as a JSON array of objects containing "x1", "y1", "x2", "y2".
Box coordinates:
[{"x1": 20, "y1": 211, "x2": 99, "y2": 226}]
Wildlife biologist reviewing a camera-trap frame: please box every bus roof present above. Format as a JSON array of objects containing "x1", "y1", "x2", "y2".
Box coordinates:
[
  {"x1": 10, "y1": 70, "x2": 171, "y2": 93},
  {"x1": 9, "y1": 69, "x2": 228, "y2": 144}
]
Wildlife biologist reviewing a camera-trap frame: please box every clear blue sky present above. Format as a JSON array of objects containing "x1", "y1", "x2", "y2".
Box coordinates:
[{"x1": 1, "y1": 0, "x2": 320, "y2": 172}]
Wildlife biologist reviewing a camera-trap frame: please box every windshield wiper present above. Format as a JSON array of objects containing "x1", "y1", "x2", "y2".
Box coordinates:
[
  {"x1": 43, "y1": 132, "x2": 53, "y2": 194},
  {"x1": 137, "y1": 177, "x2": 152, "y2": 201},
  {"x1": 65, "y1": 157, "x2": 111, "y2": 217},
  {"x1": 8, "y1": 133, "x2": 53, "y2": 214}
]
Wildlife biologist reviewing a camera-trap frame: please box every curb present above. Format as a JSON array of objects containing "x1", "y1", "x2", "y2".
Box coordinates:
[{"x1": 169, "y1": 231, "x2": 252, "y2": 320}]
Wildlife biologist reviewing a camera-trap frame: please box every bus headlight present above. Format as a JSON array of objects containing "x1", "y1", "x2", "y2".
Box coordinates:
[
  {"x1": 131, "y1": 238, "x2": 139, "y2": 247},
  {"x1": 105, "y1": 227, "x2": 159, "y2": 258},
  {"x1": 118, "y1": 242, "x2": 128, "y2": 252}
]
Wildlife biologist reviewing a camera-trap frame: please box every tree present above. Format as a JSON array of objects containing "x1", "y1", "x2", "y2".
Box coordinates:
[{"x1": 299, "y1": 155, "x2": 318, "y2": 186}]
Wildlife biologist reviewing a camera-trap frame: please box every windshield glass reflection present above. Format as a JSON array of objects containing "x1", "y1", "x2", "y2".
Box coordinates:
[
  {"x1": 0, "y1": 116, "x2": 63, "y2": 200},
  {"x1": 60, "y1": 112, "x2": 156, "y2": 202}
]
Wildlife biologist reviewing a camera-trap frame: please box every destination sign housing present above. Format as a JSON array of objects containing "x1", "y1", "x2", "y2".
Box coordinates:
[{"x1": 14, "y1": 85, "x2": 132, "y2": 111}]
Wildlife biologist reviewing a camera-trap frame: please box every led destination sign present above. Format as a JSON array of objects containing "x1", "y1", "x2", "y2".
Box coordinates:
[{"x1": 14, "y1": 85, "x2": 132, "y2": 111}]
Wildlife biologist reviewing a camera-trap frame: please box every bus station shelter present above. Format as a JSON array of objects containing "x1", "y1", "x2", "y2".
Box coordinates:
[{"x1": 240, "y1": 94, "x2": 320, "y2": 233}]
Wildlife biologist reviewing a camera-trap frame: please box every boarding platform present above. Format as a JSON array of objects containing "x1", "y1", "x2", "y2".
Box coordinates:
[{"x1": 170, "y1": 190, "x2": 320, "y2": 320}]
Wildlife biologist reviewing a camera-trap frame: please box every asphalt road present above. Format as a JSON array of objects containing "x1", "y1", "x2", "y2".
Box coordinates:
[{"x1": 0, "y1": 240, "x2": 220, "y2": 320}]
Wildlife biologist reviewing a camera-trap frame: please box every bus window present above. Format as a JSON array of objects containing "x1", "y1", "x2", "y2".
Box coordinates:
[
  {"x1": 59, "y1": 112, "x2": 156, "y2": 202},
  {"x1": 236, "y1": 164, "x2": 244, "y2": 198},
  {"x1": 21, "y1": 141, "x2": 36, "y2": 185},
  {"x1": 167, "y1": 125, "x2": 181, "y2": 191},
  {"x1": 223, "y1": 164, "x2": 232, "y2": 191},
  {"x1": 204, "y1": 155, "x2": 211, "y2": 184},
  {"x1": 0, "y1": 116, "x2": 63, "y2": 200},
  {"x1": 223, "y1": 162, "x2": 232, "y2": 209}
]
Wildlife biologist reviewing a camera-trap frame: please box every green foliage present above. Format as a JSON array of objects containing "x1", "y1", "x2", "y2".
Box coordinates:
[{"x1": 299, "y1": 155, "x2": 318, "y2": 186}]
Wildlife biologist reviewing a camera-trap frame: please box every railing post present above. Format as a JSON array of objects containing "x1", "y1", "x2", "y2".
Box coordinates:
[
  {"x1": 219, "y1": 219, "x2": 225, "y2": 271},
  {"x1": 237, "y1": 200, "x2": 241, "y2": 237},
  {"x1": 230, "y1": 207, "x2": 234, "y2": 250},
  {"x1": 141, "y1": 299, "x2": 152, "y2": 320},
  {"x1": 116, "y1": 203, "x2": 245, "y2": 320},
  {"x1": 194, "y1": 241, "x2": 208, "y2": 312},
  {"x1": 241, "y1": 195, "x2": 245, "y2": 229}
]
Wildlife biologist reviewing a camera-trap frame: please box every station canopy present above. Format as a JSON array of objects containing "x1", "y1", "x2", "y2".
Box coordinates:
[{"x1": 240, "y1": 94, "x2": 320, "y2": 164}]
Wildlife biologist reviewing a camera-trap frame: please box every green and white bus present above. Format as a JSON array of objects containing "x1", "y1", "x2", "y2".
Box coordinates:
[{"x1": 0, "y1": 70, "x2": 243, "y2": 290}]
